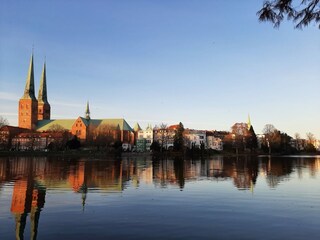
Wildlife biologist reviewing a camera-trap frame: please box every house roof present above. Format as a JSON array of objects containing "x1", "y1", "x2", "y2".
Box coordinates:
[
  {"x1": 37, "y1": 118, "x2": 133, "y2": 132},
  {"x1": 90, "y1": 119, "x2": 133, "y2": 131},
  {"x1": 36, "y1": 119, "x2": 76, "y2": 131},
  {"x1": 0, "y1": 125, "x2": 30, "y2": 132},
  {"x1": 168, "y1": 124, "x2": 179, "y2": 130},
  {"x1": 133, "y1": 122, "x2": 142, "y2": 131}
]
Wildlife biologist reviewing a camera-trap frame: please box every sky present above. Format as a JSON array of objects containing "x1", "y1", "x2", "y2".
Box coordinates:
[{"x1": 0, "y1": 0, "x2": 319, "y2": 138}]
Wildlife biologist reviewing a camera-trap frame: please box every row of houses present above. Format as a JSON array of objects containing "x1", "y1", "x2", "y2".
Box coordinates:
[
  {"x1": 0, "y1": 122, "x2": 224, "y2": 152},
  {"x1": 135, "y1": 123, "x2": 223, "y2": 152}
]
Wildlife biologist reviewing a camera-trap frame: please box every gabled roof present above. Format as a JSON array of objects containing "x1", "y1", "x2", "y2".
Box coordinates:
[
  {"x1": 36, "y1": 119, "x2": 76, "y2": 131},
  {"x1": 0, "y1": 125, "x2": 30, "y2": 132},
  {"x1": 78, "y1": 117, "x2": 90, "y2": 127},
  {"x1": 36, "y1": 118, "x2": 133, "y2": 132},
  {"x1": 168, "y1": 124, "x2": 179, "y2": 130},
  {"x1": 90, "y1": 119, "x2": 133, "y2": 131},
  {"x1": 133, "y1": 122, "x2": 142, "y2": 131}
]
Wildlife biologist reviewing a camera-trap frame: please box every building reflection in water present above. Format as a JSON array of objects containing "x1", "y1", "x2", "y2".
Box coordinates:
[
  {"x1": 0, "y1": 155, "x2": 320, "y2": 238},
  {"x1": 9, "y1": 158, "x2": 46, "y2": 240}
]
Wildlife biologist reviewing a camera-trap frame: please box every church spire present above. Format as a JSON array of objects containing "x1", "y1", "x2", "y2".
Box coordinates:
[
  {"x1": 38, "y1": 61, "x2": 48, "y2": 104},
  {"x1": 247, "y1": 114, "x2": 251, "y2": 130},
  {"x1": 85, "y1": 101, "x2": 90, "y2": 120},
  {"x1": 22, "y1": 53, "x2": 36, "y2": 100}
]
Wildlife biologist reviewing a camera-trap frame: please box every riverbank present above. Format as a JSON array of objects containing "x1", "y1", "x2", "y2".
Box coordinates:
[{"x1": 0, "y1": 149, "x2": 319, "y2": 159}]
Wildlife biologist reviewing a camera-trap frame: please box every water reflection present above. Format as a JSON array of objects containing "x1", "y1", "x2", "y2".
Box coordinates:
[{"x1": 0, "y1": 155, "x2": 320, "y2": 239}]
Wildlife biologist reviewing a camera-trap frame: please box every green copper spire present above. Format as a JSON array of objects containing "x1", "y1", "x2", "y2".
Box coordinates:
[
  {"x1": 38, "y1": 61, "x2": 49, "y2": 104},
  {"x1": 85, "y1": 101, "x2": 90, "y2": 120},
  {"x1": 22, "y1": 53, "x2": 36, "y2": 100}
]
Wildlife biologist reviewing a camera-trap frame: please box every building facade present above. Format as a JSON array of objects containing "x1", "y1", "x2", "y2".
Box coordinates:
[
  {"x1": 15, "y1": 54, "x2": 134, "y2": 147},
  {"x1": 136, "y1": 124, "x2": 153, "y2": 152}
]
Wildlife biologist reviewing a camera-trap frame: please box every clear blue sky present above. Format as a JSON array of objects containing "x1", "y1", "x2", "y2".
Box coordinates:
[{"x1": 0, "y1": 0, "x2": 319, "y2": 138}]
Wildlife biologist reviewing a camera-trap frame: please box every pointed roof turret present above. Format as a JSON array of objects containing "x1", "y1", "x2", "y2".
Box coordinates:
[
  {"x1": 38, "y1": 61, "x2": 49, "y2": 104},
  {"x1": 85, "y1": 101, "x2": 90, "y2": 120},
  {"x1": 22, "y1": 53, "x2": 36, "y2": 100},
  {"x1": 133, "y1": 122, "x2": 142, "y2": 132},
  {"x1": 247, "y1": 114, "x2": 251, "y2": 130}
]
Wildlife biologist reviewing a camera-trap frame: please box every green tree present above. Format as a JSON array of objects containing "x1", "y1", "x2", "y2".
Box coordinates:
[
  {"x1": 246, "y1": 125, "x2": 258, "y2": 152},
  {"x1": 67, "y1": 136, "x2": 81, "y2": 149},
  {"x1": 173, "y1": 122, "x2": 185, "y2": 152},
  {"x1": 257, "y1": 0, "x2": 320, "y2": 29},
  {"x1": 150, "y1": 141, "x2": 161, "y2": 152}
]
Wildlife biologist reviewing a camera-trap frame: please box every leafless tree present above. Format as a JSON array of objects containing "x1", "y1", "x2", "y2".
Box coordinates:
[
  {"x1": 158, "y1": 123, "x2": 168, "y2": 151},
  {"x1": 48, "y1": 124, "x2": 66, "y2": 132},
  {"x1": 0, "y1": 116, "x2": 9, "y2": 128},
  {"x1": 263, "y1": 124, "x2": 277, "y2": 135},
  {"x1": 89, "y1": 124, "x2": 117, "y2": 150},
  {"x1": 306, "y1": 132, "x2": 316, "y2": 144}
]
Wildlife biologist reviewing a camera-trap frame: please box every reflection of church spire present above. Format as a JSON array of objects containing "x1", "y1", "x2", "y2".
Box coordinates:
[
  {"x1": 250, "y1": 180, "x2": 254, "y2": 195},
  {"x1": 30, "y1": 186, "x2": 46, "y2": 240},
  {"x1": 10, "y1": 159, "x2": 46, "y2": 240},
  {"x1": 14, "y1": 213, "x2": 28, "y2": 240},
  {"x1": 81, "y1": 185, "x2": 87, "y2": 212}
]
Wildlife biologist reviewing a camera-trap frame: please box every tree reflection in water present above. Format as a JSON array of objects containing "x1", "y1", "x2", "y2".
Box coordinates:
[{"x1": 0, "y1": 155, "x2": 320, "y2": 239}]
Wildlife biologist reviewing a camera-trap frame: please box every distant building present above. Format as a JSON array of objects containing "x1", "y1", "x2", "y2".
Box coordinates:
[
  {"x1": 11, "y1": 131, "x2": 71, "y2": 151},
  {"x1": 133, "y1": 122, "x2": 142, "y2": 145},
  {"x1": 153, "y1": 124, "x2": 177, "y2": 150},
  {"x1": 136, "y1": 124, "x2": 153, "y2": 152},
  {"x1": 206, "y1": 131, "x2": 223, "y2": 151},
  {"x1": 12, "y1": 53, "x2": 135, "y2": 147},
  {"x1": 184, "y1": 129, "x2": 206, "y2": 149},
  {"x1": 0, "y1": 126, "x2": 30, "y2": 150}
]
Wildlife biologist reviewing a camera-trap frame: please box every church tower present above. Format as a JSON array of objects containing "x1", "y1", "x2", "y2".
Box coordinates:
[
  {"x1": 18, "y1": 53, "x2": 38, "y2": 130},
  {"x1": 37, "y1": 62, "x2": 51, "y2": 120},
  {"x1": 85, "y1": 101, "x2": 90, "y2": 120}
]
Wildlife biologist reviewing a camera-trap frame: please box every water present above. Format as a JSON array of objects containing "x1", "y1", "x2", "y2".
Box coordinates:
[{"x1": 0, "y1": 155, "x2": 319, "y2": 239}]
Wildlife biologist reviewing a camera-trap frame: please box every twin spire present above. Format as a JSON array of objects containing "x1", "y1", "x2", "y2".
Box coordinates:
[
  {"x1": 22, "y1": 53, "x2": 48, "y2": 104},
  {"x1": 38, "y1": 61, "x2": 48, "y2": 104}
]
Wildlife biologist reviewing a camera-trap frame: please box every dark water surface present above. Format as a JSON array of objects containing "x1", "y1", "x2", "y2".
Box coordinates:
[{"x1": 0, "y1": 155, "x2": 319, "y2": 239}]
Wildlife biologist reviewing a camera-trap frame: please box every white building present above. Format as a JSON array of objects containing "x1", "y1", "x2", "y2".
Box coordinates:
[
  {"x1": 137, "y1": 124, "x2": 153, "y2": 151},
  {"x1": 206, "y1": 135, "x2": 223, "y2": 151},
  {"x1": 184, "y1": 129, "x2": 206, "y2": 149}
]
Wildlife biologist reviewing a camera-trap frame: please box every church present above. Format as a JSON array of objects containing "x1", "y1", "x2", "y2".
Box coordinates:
[{"x1": 17, "y1": 53, "x2": 134, "y2": 146}]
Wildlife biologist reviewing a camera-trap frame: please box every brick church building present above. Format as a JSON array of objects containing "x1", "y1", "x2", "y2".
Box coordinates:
[{"x1": 13, "y1": 53, "x2": 134, "y2": 147}]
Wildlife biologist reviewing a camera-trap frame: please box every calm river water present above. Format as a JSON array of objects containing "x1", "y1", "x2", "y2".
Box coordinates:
[{"x1": 0, "y1": 155, "x2": 319, "y2": 239}]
